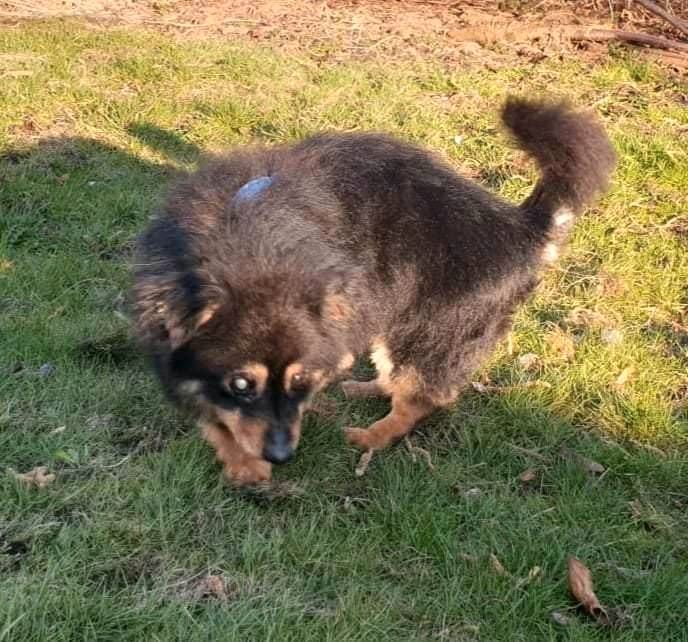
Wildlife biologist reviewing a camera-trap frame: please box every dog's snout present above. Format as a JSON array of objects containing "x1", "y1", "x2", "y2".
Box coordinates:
[
  {"x1": 263, "y1": 429, "x2": 294, "y2": 464},
  {"x1": 264, "y1": 446, "x2": 293, "y2": 464}
]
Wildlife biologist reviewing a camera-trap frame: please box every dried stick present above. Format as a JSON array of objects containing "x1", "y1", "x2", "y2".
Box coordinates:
[
  {"x1": 571, "y1": 27, "x2": 688, "y2": 52},
  {"x1": 633, "y1": 0, "x2": 688, "y2": 39}
]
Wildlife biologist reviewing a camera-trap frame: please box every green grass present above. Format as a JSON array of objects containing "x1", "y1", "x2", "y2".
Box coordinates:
[{"x1": 1, "y1": 20, "x2": 688, "y2": 641}]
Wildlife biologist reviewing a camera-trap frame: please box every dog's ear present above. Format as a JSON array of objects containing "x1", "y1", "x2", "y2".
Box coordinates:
[
  {"x1": 165, "y1": 300, "x2": 221, "y2": 348},
  {"x1": 133, "y1": 271, "x2": 222, "y2": 349},
  {"x1": 133, "y1": 215, "x2": 226, "y2": 350}
]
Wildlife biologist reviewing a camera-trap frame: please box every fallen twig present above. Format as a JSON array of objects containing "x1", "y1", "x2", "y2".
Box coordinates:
[
  {"x1": 626, "y1": 215, "x2": 688, "y2": 235},
  {"x1": 355, "y1": 449, "x2": 374, "y2": 477},
  {"x1": 471, "y1": 380, "x2": 552, "y2": 394},
  {"x1": 403, "y1": 436, "x2": 435, "y2": 471},
  {"x1": 507, "y1": 443, "x2": 551, "y2": 463},
  {"x1": 633, "y1": 0, "x2": 688, "y2": 39},
  {"x1": 143, "y1": 18, "x2": 260, "y2": 29},
  {"x1": 571, "y1": 27, "x2": 688, "y2": 53}
]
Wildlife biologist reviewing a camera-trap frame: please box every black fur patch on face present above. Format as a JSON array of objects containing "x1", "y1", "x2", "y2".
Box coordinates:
[{"x1": 167, "y1": 326, "x2": 311, "y2": 465}]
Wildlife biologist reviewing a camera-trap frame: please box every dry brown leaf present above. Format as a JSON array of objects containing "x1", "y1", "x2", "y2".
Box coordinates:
[
  {"x1": 560, "y1": 447, "x2": 605, "y2": 475},
  {"x1": 527, "y1": 565, "x2": 541, "y2": 582},
  {"x1": 517, "y1": 565, "x2": 542, "y2": 588},
  {"x1": 568, "y1": 557, "x2": 607, "y2": 620},
  {"x1": 471, "y1": 381, "x2": 488, "y2": 394},
  {"x1": 614, "y1": 366, "x2": 636, "y2": 390},
  {"x1": 565, "y1": 308, "x2": 609, "y2": 330},
  {"x1": 490, "y1": 553, "x2": 509, "y2": 577},
  {"x1": 199, "y1": 574, "x2": 228, "y2": 602},
  {"x1": 601, "y1": 328, "x2": 624, "y2": 346},
  {"x1": 519, "y1": 468, "x2": 537, "y2": 482},
  {"x1": 551, "y1": 610, "x2": 571, "y2": 626},
  {"x1": 11, "y1": 466, "x2": 55, "y2": 488},
  {"x1": 595, "y1": 272, "x2": 626, "y2": 297},
  {"x1": 629, "y1": 499, "x2": 644, "y2": 521},
  {"x1": 517, "y1": 352, "x2": 541, "y2": 371},
  {"x1": 355, "y1": 449, "x2": 374, "y2": 477},
  {"x1": 580, "y1": 457, "x2": 605, "y2": 475},
  {"x1": 546, "y1": 328, "x2": 575, "y2": 361},
  {"x1": 178, "y1": 573, "x2": 233, "y2": 603}
]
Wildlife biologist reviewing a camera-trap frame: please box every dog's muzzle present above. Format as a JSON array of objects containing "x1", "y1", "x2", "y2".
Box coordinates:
[{"x1": 263, "y1": 427, "x2": 294, "y2": 464}]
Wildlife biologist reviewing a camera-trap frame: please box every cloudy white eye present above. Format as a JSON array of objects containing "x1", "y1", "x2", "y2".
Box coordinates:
[{"x1": 229, "y1": 375, "x2": 253, "y2": 395}]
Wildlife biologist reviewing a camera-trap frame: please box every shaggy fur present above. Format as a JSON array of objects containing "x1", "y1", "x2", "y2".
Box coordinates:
[{"x1": 132, "y1": 96, "x2": 616, "y2": 484}]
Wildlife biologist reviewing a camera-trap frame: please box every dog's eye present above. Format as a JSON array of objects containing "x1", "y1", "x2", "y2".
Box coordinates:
[
  {"x1": 229, "y1": 375, "x2": 254, "y2": 395},
  {"x1": 290, "y1": 372, "x2": 308, "y2": 391}
]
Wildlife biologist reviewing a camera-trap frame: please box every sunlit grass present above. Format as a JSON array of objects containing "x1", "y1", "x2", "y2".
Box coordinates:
[{"x1": 1, "y1": 21, "x2": 687, "y2": 641}]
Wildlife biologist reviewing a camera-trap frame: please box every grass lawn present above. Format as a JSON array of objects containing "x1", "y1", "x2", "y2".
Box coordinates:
[{"x1": 1, "y1": 20, "x2": 688, "y2": 641}]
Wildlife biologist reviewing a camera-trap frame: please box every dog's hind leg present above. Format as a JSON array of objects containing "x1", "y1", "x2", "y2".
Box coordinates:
[
  {"x1": 339, "y1": 336, "x2": 401, "y2": 399},
  {"x1": 340, "y1": 379, "x2": 389, "y2": 399},
  {"x1": 344, "y1": 392, "x2": 433, "y2": 451},
  {"x1": 342, "y1": 337, "x2": 457, "y2": 450}
]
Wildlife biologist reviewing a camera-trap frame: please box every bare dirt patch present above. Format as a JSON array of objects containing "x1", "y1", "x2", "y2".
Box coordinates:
[{"x1": 1, "y1": 1, "x2": 687, "y2": 69}]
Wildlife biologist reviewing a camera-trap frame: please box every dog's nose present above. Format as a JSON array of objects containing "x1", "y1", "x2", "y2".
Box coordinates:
[
  {"x1": 263, "y1": 431, "x2": 294, "y2": 464},
  {"x1": 263, "y1": 443, "x2": 294, "y2": 464}
]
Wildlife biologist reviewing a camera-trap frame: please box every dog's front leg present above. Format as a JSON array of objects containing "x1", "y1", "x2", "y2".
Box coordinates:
[
  {"x1": 344, "y1": 394, "x2": 433, "y2": 451},
  {"x1": 200, "y1": 422, "x2": 272, "y2": 485}
]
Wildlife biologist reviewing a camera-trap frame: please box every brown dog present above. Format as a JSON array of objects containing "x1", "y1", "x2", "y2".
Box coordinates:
[{"x1": 132, "y1": 97, "x2": 615, "y2": 484}]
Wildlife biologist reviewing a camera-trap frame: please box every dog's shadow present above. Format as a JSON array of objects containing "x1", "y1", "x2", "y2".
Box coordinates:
[
  {"x1": 2, "y1": 121, "x2": 204, "y2": 361},
  {"x1": 126, "y1": 122, "x2": 203, "y2": 165},
  {"x1": 1, "y1": 123, "x2": 205, "y2": 449}
]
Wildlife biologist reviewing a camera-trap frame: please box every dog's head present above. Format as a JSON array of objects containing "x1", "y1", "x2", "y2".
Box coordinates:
[{"x1": 156, "y1": 275, "x2": 355, "y2": 465}]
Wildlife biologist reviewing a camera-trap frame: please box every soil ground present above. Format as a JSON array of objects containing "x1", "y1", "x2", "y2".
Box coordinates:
[{"x1": 1, "y1": 1, "x2": 687, "y2": 71}]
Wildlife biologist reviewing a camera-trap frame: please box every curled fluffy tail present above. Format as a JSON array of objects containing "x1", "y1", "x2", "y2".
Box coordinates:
[{"x1": 501, "y1": 96, "x2": 616, "y2": 227}]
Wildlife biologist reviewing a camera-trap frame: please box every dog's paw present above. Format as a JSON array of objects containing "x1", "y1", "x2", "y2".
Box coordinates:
[
  {"x1": 344, "y1": 426, "x2": 377, "y2": 450},
  {"x1": 224, "y1": 458, "x2": 272, "y2": 485}
]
